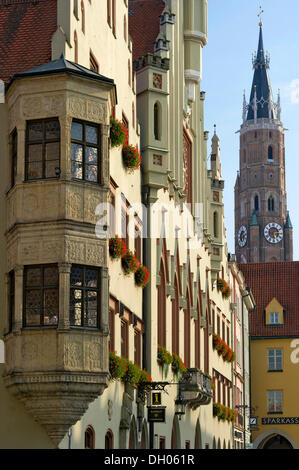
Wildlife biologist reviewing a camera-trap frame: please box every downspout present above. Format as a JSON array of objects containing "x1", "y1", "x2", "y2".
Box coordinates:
[
  {"x1": 231, "y1": 303, "x2": 235, "y2": 449},
  {"x1": 242, "y1": 296, "x2": 246, "y2": 449}
]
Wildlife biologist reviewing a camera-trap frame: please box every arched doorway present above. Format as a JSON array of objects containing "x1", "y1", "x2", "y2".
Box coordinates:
[
  {"x1": 262, "y1": 434, "x2": 293, "y2": 449},
  {"x1": 254, "y1": 429, "x2": 298, "y2": 449}
]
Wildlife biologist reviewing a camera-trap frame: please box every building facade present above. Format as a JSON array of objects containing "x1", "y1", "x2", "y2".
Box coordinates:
[
  {"x1": 241, "y1": 262, "x2": 299, "y2": 450},
  {"x1": 0, "y1": 0, "x2": 249, "y2": 449},
  {"x1": 235, "y1": 23, "x2": 293, "y2": 264}
]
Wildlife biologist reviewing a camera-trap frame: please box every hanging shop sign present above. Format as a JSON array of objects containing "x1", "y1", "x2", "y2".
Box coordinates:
[{"x1": 147, "y1": 406, "x2": 166, "y2": 423}]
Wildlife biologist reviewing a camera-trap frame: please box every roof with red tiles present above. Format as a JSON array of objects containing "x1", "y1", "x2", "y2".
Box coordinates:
[
  {"x1": 0, "y1": 0, "x2": 57, "y2": 83},
  {"x1": 239, "y1": 262, "x2": 299, "y2": 337},
  {"x1": 128, "y1": 0, "x2": 165, "y2": 61}
]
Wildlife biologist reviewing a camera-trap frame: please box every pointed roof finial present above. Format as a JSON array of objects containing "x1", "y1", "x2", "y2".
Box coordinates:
[
  {"x1": 214, "y1": 123, "x2": 216, "y2": 135},
  {"x1": 258, "y1": 5, "x2": 264, "y2": 27}
]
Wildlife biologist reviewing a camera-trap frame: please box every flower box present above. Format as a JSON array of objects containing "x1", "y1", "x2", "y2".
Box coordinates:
[
  {"x1": 109, "y1": 351, "x2": 128, "y2": 380},
  {"x1": 171, "y1": 353, "x2": 187, "y2": 374},
  {"x1": 110, "y1": 117, "x2": 128, "y2": 148},
  {"x1": 135, "y1": 264, "x2": 150, "y2": 288},
  {"x1": 157, "y1": 345, "x2": 172, "y2": 366},
  {"x1": 122, "y1": 144, "x2": 142, "y2": 172},
  {"x1": 121, "y1": 249, "x2": 140, "y2": 275},
  {"x1": 109, "y1": 235, "x2": 127, "y2": 259}
]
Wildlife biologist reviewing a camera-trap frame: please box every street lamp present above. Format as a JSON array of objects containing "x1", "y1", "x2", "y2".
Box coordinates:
[{"x1": 175, "y1": 392, "x2": 186, "y2": 420}]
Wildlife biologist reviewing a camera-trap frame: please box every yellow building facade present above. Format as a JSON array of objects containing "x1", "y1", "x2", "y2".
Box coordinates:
[{"x1": 241, "y1": 262, "x2": 299, "y2": 450}]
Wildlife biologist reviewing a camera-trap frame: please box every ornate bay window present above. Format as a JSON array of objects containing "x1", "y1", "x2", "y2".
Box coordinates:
[
  {"x1": 70, "y1": 265, "x2": 101, "y2": 328},
  {"x1": 25, "y1": 119, "x2": 60, "y2": 180},
  {"x1": 4, "y1": 55, "x2": 115, "y2": 446},
  {"x1": 71, "y1": 120, "x2": 101, "y2": 183},
  {"x1": 23, "y1": 265, "x2": 59, "y2": 327}
]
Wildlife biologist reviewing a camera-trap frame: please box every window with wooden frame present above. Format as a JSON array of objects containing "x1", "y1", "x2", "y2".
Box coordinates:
[
  {"x1": 107, "y1": 0, "x2": 111, "y2": 26},
  {"x1": 226, "y1": 325, "x2": 230, "y2": 347},
  {"x1": 74, "y1": 30, "x2": 78, "y2": 63},
  {"x1": 23, "y1": 265, "x2": 59, "y2": 327},
  {"x1": 105, "y1": 429, "x2": 114, "y2": 449},
  {"x1": 84, "y1": 425, "x2": 95, "y2": 449},
  {"x1": 128, "y1": 59, "x2": 131, "y2": 87},
  {"x1": 134, "y1": 216, "x2": 142, "y2": 262},
  {"x1": 134, "y1": 327, "x2": 142, "y2": 367},
  {"x1": 195, "y1": 297, "x2": 201, "y2": 369},
  {"x1": 122, "y1": 112, "x2": 129, "y2": 141},
  {"x1": 159, "y1": 437, "x2": 166, "y2": 449},
  {"x1": 124, "y1": 14, "x2": 127, "y2": 41},
  {"x1": 217, "y1": 313, "x2": 220, "y2": 336},
  {"x1": 81, "y1": 0, "x2": 85, "y2": 34},
  {"x1": 70, "y1": 265, "x2": 101, "y2": 328},
  {"x1": 109, "y1": 297, "x2": 118, "y2": 352},
  {"x1": 112, "y1": 0, "x2": 116, "y2": 36},
  {"x1": 25, "y1": 119, "x2": 60, "y2": 181},
  {"x1": 222, "y1": 318, "x2": 225, "y2": 342},
  {"x1": 8, "y1": 270, "x2": 15, "y2": 333},
  {"x1": 121, "y1": 193, "x2": 130, "y2": 246},
  {"x1": 90, "y1": 51, "x2": 99, "y2": 73},
  {"x1": 11, "y1": 129, "x2": 17, "y2": 187},
  {"x1": 172, "y1": 273, "x2": 180, "y2": 355},
  {"x1": 121, "y1": 317, "x2": 129, "y2": 358},
  {"x1": 157, "y1": 258, "x2": 167, "y2": 347},
  {"x1": 183, "y1": 128, "x2": 192, "y2": 205},
  {"x1": 71, "y1": 120, "x2": 101, "y2": 183},
  {"x1": 132, "y1": 102, "x2": 135, "y2": 129},
  {"x1": 184, "y1": 286, "x2": 191, "y2": 368}
]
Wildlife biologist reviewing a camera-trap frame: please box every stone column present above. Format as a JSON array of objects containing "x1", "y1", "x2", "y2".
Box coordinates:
[
  {"x1": 13, "y1": 265, "x2": 23, "y2": 332},
  {"x1": 101, "y1": 267, "x2": 109, "y2": 334},
  {"x1": 58, "y1": 262, "x2": 72, "y2": 330},
  {"x1": 101, "y1": 124, "x2": 110, "y2": 188},
  {"x1": 16, "y1": 123, "x2": 26, "y2": 184},
  {"x1": 59, "y1": 116, "x2": 72, "y2": 180}
]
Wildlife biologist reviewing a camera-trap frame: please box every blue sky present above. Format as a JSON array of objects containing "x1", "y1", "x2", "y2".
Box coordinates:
[{"x1": 202, "y1": 0, "x2": 299, "y2": 260}]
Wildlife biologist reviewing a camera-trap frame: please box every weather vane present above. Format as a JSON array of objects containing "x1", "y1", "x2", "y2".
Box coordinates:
[{"x1": 258, "y1": 5, "x2": 264, "y2": 26}]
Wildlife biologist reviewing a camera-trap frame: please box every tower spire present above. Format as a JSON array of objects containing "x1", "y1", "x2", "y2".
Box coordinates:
[{"x1": 246, "y1": 21, "x2": 276, "y2": 121}]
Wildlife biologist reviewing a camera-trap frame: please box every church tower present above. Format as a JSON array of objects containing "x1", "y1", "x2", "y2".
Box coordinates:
[{"x1": 235, "y1": 21, "x2": 293, "y2": 263}]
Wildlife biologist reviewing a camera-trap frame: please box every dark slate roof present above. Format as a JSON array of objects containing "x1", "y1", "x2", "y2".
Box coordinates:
[
  {"x1": 8, "y1": 55, "x2": 115, "y2": 89},
  {"x1": 247, "y1": 26, "x2": 274, "y2": 121}
]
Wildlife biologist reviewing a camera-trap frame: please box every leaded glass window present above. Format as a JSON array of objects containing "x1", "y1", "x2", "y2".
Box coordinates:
[
  {"x1": 24, "y1": 265, "x2": 59, "y2": 327},
  {"x1": 71, "y1": 120, "x2": 101, "y2": 183},
  {"x1": 70, "y1": 265, "x2": 100, "y2": 328},
  {"x1": 25, "y1": 119, "x2": 60, "y2": 180}
]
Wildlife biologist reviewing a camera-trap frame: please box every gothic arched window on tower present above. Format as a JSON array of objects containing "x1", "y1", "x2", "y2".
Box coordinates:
[
  {"x1": 268, "y1": 196, "x2": 275, "y2": 212},
  {"x1": 268, "y1": 145, "x2": 273, "y2": 161},
  {"x1": 213, "y1": 211, "x2": 218, "y2": 238},
  {"x1": 154, "y1": 102, "x2": 161, "y2": 141},
  {"x1": 254, "y1": 194, "x2": 259, "y2": 212}
]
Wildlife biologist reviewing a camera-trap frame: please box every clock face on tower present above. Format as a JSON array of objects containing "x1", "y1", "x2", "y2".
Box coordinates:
[
  {"x1": 238, "y1": 225, "x2": 248, "y2": 247},
  {"x1": 264, "y1": 222, "x2": 284, "y2": 244}
]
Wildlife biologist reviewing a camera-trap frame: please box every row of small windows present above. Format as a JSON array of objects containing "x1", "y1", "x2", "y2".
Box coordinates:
[{"x1": 85, "y1": 426, "x2": 114, "y2": 449}]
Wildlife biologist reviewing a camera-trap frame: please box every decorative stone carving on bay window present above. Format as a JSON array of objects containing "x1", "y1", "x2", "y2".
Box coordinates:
[{"x1": 3, "y1": 56, "x2": 116, "y2": 446}]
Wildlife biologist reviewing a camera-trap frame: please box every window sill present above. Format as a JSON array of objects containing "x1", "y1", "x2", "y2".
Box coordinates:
[
  {"x1": 268, "y1": 369, "x2": 283, "y2": 373},
  {"x1": 267, "y1": 411, "x2": 283, "y2": 415}
]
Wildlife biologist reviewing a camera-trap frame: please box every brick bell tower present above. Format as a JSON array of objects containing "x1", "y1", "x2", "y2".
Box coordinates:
[{"x1": 235, "y1": 21, "x2": 293, "y2": 263}]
